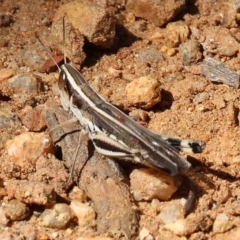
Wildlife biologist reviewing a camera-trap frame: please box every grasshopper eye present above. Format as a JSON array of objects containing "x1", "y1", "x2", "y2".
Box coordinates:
[
  {"x1": 59, "y1": 70, "x2": 73, "y2": 95},
  {"x1": 59, "y1": 71, "x2": 67, "y2": 90}
]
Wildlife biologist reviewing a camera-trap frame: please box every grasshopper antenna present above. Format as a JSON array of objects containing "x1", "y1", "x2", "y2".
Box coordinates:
[
  {"x1": 35, "y1": 32, "x2": 61, "y2": 72},
  {"x1": 62, "y1": 16, "x2": 67, "y2": 65}
]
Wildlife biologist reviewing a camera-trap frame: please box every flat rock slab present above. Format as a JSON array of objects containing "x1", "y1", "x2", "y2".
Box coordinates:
[{"x1": 201, "y1": 57, "x2": 240, "y2": 88}]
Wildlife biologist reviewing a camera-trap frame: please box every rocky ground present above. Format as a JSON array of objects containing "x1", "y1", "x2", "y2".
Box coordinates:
[{"x1": 1, "y1": 0, "x2": 240, "y2": 239}]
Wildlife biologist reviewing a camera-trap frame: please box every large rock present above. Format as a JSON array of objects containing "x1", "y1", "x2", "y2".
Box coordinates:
[{"x1": 126, "y1": 0, "x2": 185, "y2": 27}]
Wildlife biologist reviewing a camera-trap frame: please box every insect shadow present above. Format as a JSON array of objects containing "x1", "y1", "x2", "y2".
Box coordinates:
[{"x1": 172, "y1": 155, "x2": 240, "y2": 210}]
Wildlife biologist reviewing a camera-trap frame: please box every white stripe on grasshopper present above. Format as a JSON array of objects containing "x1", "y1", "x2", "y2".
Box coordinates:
[{"x1": 89, "y1": 130, "x2": 141, "y2": 159}]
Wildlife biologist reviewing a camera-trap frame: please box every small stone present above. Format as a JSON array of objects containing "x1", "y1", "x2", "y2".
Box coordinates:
[
  {"x1": 6, "y1": 180, "x2": 56, "y2": 206},
  {"x1": 70, "y1": 200, "x2": 96, "y2": 227},
  {"x1": 8, "y1": 73, "x2": 38, "y2": 95},
  {"x1": 201, "y1": 27, "x2": 239, "y2": 57},
  {"x1": 53, "y1": 0, "x2": 115, "y2": 48},
  {"x1": 166, "y1": 48, "x2": 177, "y2": 56},
  {"x1": 179, "y1": 39, "x2": 202, "y2": 65},
  {"x1": 0, "y1": 112, "x2": 20, "y2": 129},
  {"x1": 213, "y1": 213, "x2": 233, "y2": 233},
  {"x1": 157, "y1": 203, "x2": 184, "y2": 224},
  {"x1": 130, "y1": 168, "x2": 178, "y2": 201},
  {"x1": 66, "y1": 228, "x2": 73, "y2": 235},
  {"x1": 166, "y1": 21, "x2": 190, "y2": 47},
  {"x1": 51, "y1": 18, "x2": 85, "y2": 66},
  {"x1": 51, "y1": 232, "x2": 59, "y2": 238},
  {"x1": 160, "y1": 45, "x2": 168, "y2": 53},
  {"x1": 164, "y1": 219, "x2": 188, "y2": 236},
  {"x1": 18, "y1": 107, "x2": 46, "y2": 132},
  {"x1": 4, "y1": 199, "x2": 30, "y2": 221},
  {"x1": 6, "y1": 132, "x2": 54, "y2": 167},
  {"x1": 193, "y1": 92, "x2": 210, "y2": 103},
  {"x1": 138, "y1": 47, "x2": 164, "y2": 64},
  {"x1": 139, "y1": 227, "x2": 150, "y2": 240},
  {"x1": 0, "y1": 68, "x2": 15, "y2": 82},
  {"x1": 126, "y1": 0, "x2": 185, "y2": 27},
  {"x1": 69, "y1": 186, "x2": 88, "y2": 202},
  {"x1": 125, "y1": 12, "x2": 135, "y2": 23},
  {"x1": 40, "y1": 203, "x2": 72, "y2": 229},
  {"x1": 129, "y1": 109, "x2": 149, "y2": 122},
  {"x1": 125, "y1": 76, "x2": 162, "y2": 109},
  {"x1": 133, "y1": 20, "x2": 147, "y2": 31}
]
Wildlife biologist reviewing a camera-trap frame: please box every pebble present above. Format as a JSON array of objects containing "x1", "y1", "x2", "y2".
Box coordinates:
[
  {"x1": 201, "y1": 57, "x2": 240, "y2": 88},
  {"x1": 157, "y1": 203, "x2": 184, "y2": 224},
  {"x1": 212, "y1": 213, "x2": 233, "y2": 233},
  {"x1": 8, "y1": 73, "x2": 38, "y2": 95},
  {"x1": 130, "y1": 168, "x2": 178, "y2": 201},
  {"x1": 69, "y1": 186, "x2": 88, "y2": 202},
  {"x1": 51, "y1": 232, "x2": 59, "y2": 238},
  {"x1": 4, "y1": 199, "x2": 30, "y2": 221},
  {"x1": 6, "y1": 180, "x2": 56, "y2": 206},
  {"x1": 164, "y1": 219, "x2": 188, "y2": 236},
  {"x1": 201, "y1": 27, "x2": 239, "y2": 57},
  {"x1": 195, "y1": 1, "x2": 239, "y2": 28},
  {"x1": 166, "y1": 21, "x2": 190, "y2": 47},
  {"x1": 65, "y1": 228, "x2": 73, "y2": 235},
  {"x1": 129, "y1": 109, "x2": 149, "y2": 122},
  {"x1": 179, "y1": 39, "x2": 202, "y2": 65},
  {"x1": 40, "y1": 203, "x2": 72, "y2": 229},
  {"x1": 70, "y1": 200, "x2": 96, "y2": 227},
  {"x1": 0, "y1": 68, "x2": 15, "y2": 82},
  {"x1": 51, "y1": 17, "x2": 85, "y2": 66},
  {"x1": 126, "y1": 0, "x2": 185, "y2": 27},
  {"x1": 18, "y1": 107, "x2": 46, "y2": 132},
  {"x1": 138, "y1": 47, "x2": 164, "y2": 64},
  {"x1": 53, "y1": 0, "x2": 115, "y2": 48},
  {"x1": 133, "y1": 20, "x2": 147, "y2": 32},
  {"x1": 0, "y1": 112, "x2": 20, "y2": 129},
  {"x1": 139, "y1": 227, "x2": 151, "y2": 240},
  {"x1": 193, "y1": 92, "x2": 210, "y2": 103},
  {"x1": 6, "y1": 132, "x2": 54, "y2": 167},
  {"x1": 125, "y1": 76, "x2": 162, "y2": 109}
]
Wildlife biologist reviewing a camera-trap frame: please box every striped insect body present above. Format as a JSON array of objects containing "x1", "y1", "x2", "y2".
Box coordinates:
[
  {"x1": 38, "y1": 18, "x2": 205, "y2": 177},
  {"x1": 58, "y1": 64, "x2": 205, "y2": 176}
]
